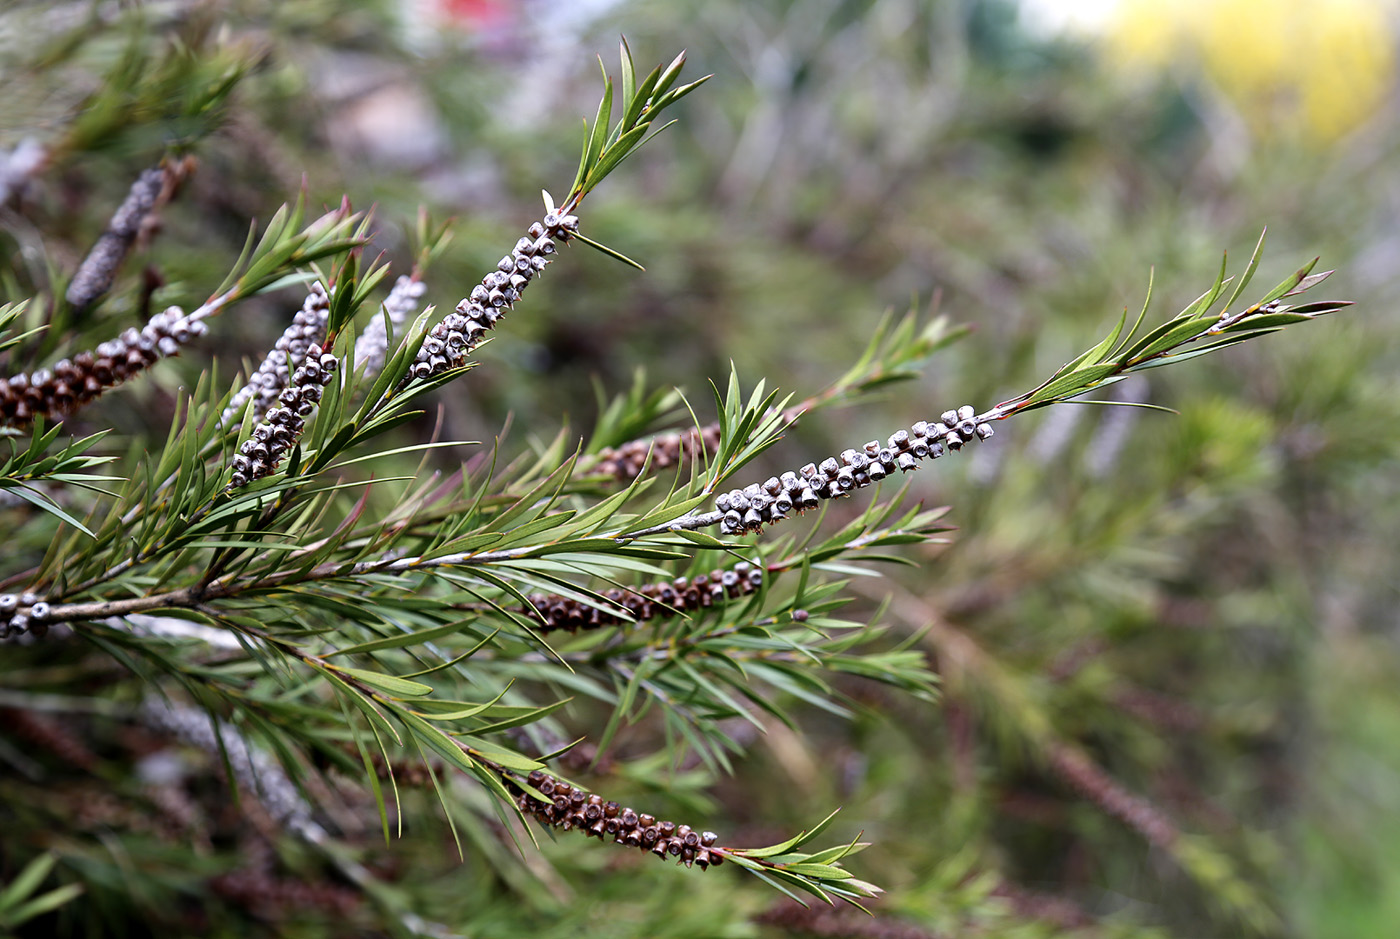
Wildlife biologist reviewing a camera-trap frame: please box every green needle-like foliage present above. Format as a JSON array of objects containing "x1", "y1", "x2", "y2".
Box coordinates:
[{"x1": 0, "y1": 6, "x2": 1363, "y2": 937}]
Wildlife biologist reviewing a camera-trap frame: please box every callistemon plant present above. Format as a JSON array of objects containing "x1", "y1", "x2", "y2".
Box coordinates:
[{"x1": 0, "y1": 35, "x2": 1350, "y2": 939}]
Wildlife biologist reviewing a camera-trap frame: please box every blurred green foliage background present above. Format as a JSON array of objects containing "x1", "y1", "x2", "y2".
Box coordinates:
[{"x1": 3, "y1": 0, "x2": 1399, "y2": 936}]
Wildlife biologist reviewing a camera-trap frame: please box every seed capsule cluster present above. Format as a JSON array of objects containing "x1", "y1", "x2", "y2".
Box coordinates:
[
  {"x1": 717, "y1": 406, "x2": 994, "y2": 535},
  {"x1": 228, "y1": 343, "x2": 339, "y2": 489},
  {"x1": 65, "y1": 166, "x2": 168, "y2": 311},
  {"x1": 0, "y1": 592, "x2": 49, "y2": 639},
  {"x1": 221, "y1": 284, "x2": 331, "y2": 427},
  {"x1": 407, "y1": 211, "x2": 579, "y2": 381},
  {"x1": 594, "y1": 422, "x2": 723, "y2": 481},
  {"x1": 354, "y1": 274, "x2": 428, "y2": 375},
  {"x1": 522, "y1": 561, "x2": 764, "y2": 632},
  {"x1": 0, "y1": 305, "x2": 207, "y2": 425},
  {"x1": 517, "y1": 769, "x2": 723, "y2": 869}
]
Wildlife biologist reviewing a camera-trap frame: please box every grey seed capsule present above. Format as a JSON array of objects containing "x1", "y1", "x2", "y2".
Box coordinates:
[
  {"x1": 730, "y1": 492, "x2": 750, "y2": 511},
  {"x1": 957, "y1": 418, "x2": 977, "y2": 436},
  {"x1": 976, "y1": 423, "x2": 995, "y2": 440},
  {"x1": 19, "y1": 593, "x2": 37, "y2": 606},
  {"x1": 863, "y1": 440, "x2": 880, "y2": 457},
  {"x1": 929, "y1": 440, "x2": 945, "y2": 458},
  {"x1": 780, "y1": 471, "x2": 800, "y2": 490},
  {"x1": 471, "y1": 285, "x2": 489, "y2": 303},
  {"x1": 825, "y1": 480, "x2": 843, "y2": 499},
  {"x1": 942, "y1": 409, "x2": 959, "y2": 425},
  {"x1": 878, "y1": 447, "x2": 895, "y2": 465},
  {"x1": 0, "y1": 595, "x2": 16, "y2": 613},
  {"x1": 890, "y1": 430, "x2": 910, "y2": 450},
  {"x1": 763, "y1": 477, "x2": 781, "y2": 495},
  {"x1": 932, "y1": 422, "x2": 949, "y2": 437},
  {"x1": 748, "y1": 568, "x2": 763, "y2": 585},
  {"x1": 958, "y1": 405, "x2": 975, "y2": 421},
  {"x1": 230, "y1": 472, "x2": 248, "y2": 488},
  {"x1": 898, "y1": 453, "x2": 917, "y2": 472},
  {"x1": 528, "y1": 221, "x2": 545, "y2": 238},
  {"x1": 530, "y1": 256, "x2": 548, "y2": 271},
  {"x1": 819, "y1": 457, "x2": 839, "y2": 476},
  {"x1": 911, "y1": 441, "x2": 930, "y2": 458},
  {"x1": 489, "y1": 289, "x2": 506, "y2": 307},
  {"x1": 722, "y1": 511, "x2": 742, "y2": 533},
  {"x1": 543, "y1": 212, "x2": 559, "y2": 228},
  {"x1": 798, "y1": 487, "x2": 819, "y2": 508},
  {"x1": 497, "y1": 256, "x2": 514, "y2": 273},
  {"x1": 836, "y1": 467, "x2": 855, "y2": 490},
  {"x1": 775, "y1": 492, "x2": 793, "y2": 512},
  {"x1": 510, "y1": 274, "x2": 529, "y2": 290},
  {"x1": 800, "y1": 462, "x2": 818, "y2": 478},
  {"x1": 868, "y1": 464, "x2": 887, "y2": 481},
  {"x1": 29, "y1": 601, "x2": 49, "y2": 621},
  {"x1": 534, "y1": 237, "x2": 556, "y2": 255},
  {"x1": 944, "y1": 432, "x2": 963, "y2": 450},
  {"x1": 743, "y1": 508, "x2": 762, "y2": 529},
  {"x1": 840, "y1": 449, "x2": 858, "y2": 466},
  {"x1": 716, "y1": 493, "x2": 731, "y2": 512},
  {"x1": 734, "y1": 561, "x2": 751, "y2": 574},
  {"x1": 721, "y1": 569, "x2": 739, "y2": 587},
  {"x1": 515, "y1": 236, "x2": 535, "y2": 255},
  {"x1": 911, "y1": 421, "x2": 929, "y2": 438}
]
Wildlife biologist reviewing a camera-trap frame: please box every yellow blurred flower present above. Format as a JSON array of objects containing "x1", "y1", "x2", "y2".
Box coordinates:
[{"x1": 1104, "y1": 0, "x2": 1396, "y2": 144}]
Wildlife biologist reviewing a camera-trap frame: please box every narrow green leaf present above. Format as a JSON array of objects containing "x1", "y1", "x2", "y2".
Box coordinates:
[{"x1": 337, "y1": 667, "x2": 434, "y2": 698}]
